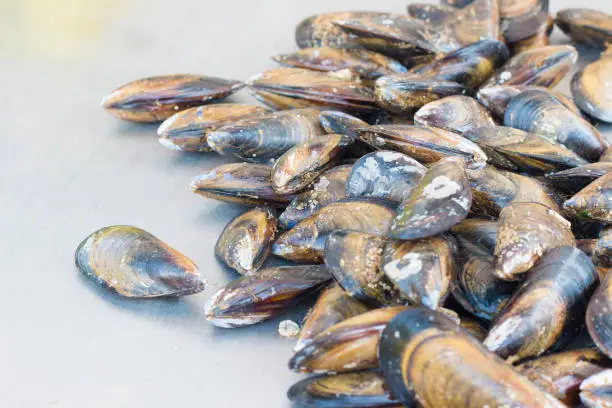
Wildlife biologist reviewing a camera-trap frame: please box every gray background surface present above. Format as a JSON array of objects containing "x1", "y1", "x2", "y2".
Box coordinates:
[{"x1": 0, "y1": 0, "x2": 610, "y2": 406}]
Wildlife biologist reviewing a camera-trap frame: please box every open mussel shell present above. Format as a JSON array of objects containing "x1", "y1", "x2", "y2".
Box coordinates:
[
  {"x1": 516, "y1": 349, "x2": 609, "y2": 405},
  {"x1": 279, "y1": 165, "x2": 351, "y2": 230},
  {"x1": 587, "y1": 270, "x2": 612, "y2": 359},
  {"x1": 482, "y1": 45, "x2": 578, "y2": 89},
  {"x1": 593, "y1": 227, "x2": 612, "y2": 267},
  {"x1": 555, "y1": 8, "x2": 612, "y2": 49},
  {"x1": 485, "y1": 246, "x2": 598, "y2": 362},
  {"x1": 494, "y1": 202, "x2": 575, "y2": 281},
  {"x1": 464, "y1": 126, "x2": 588, "y2": 174},
  {"x1": 157, "y1": 104, "x2": 268, "y2": 152},
  {"x1": 378, "y1": 308, "x2": 565, "y2": 408},
  {"x1": 204, "y1": 265, "x2": 330, "y2": 328},
  {"x1": 451, "y1": 218, "x2": 498, "y2": 255},
  {"x1": 505, "y1": 88, "x2": 607, "y2": 161},
  {"x1": 381, "y1": 236, "x2": 455, "y2": 310},
  {"x1": 295, "y1": 283, "x2": 370, "y2": 352},
  {"x1": 273, "y1": 47, "x2": 407, "y2": 81},
  {"x1": 414, "y1": 95, "x2": 496, "y2": 135},
  {"x1": 75, "y1": 226, "x2": 205, "y2": 298},
  {"x1": 101, "y1": 74, "x2": 244, "y2": 122},
  {"x1": 287, "y1": 371, "x2": 400, "y2": 408},
  {"x1": 247, "y1": 68, "x2": 378, "y2": 114},
  {"x1": 345, "y1": 151, "x2": 426, "y2": 204},
  {"x1": 214, "y1": 207, "x2": 277, "y2": 275},
  {"x1": 391, "y1": 157, "x2": 472, "y2": 240},
  {"x1": 580, "y1": 369, "x2": 612, "y2": 408},
  {"x1": 191, "y1": 163, "x2": 296, "y2": 207},
  {"x1": 272, "y1": 134, "x2": 353, "y2": 194},
  {"x1": 546, "y1": 162, "x2": 612, "y2": 194},
  {"x1": 572, "y1": 58, "x2": 612, "y2": 123},
  {"x1": 357, "y1": 124, "x2": 487, "y2": 169},
  {"x1": 272, "y1": 199, "x2": 396, "y2": 263},
  {"x1": 564, "y1": 172, "x2": 612, "y2": 223},
  {"x1": 206, "y1": 108, "x2": 325, "y2": 163},
  {"x1": 289, "y1": 306, "x2": 407, "y2": 373}
]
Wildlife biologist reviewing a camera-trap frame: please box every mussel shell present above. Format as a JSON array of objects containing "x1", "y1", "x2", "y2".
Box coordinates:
[
  {"x1": 564, "y1": 172, "x2": 612, "y2": 223},
  {"x1": 587, "y1": 268, "x2": 612, "y2": 359},
  {"x1": 272, "y1": 199, "x2": 396, "y2": 263},
  {"x1": 555, "y1": 8, "x2": 612, "y2": 49},
  {"x1": 601, "y1": 146, "x2": 612, "y2": 163},
  {"x1": 391, "y1": 157, "x2": 472, "y2": 240},
  {"x1": 594, "y1": 227, "x2": 612, "y2": 267},
  {"x1": 508, "y1": 15, "x2": 551, "y2": 55},
  {"x1": 450, "y1": 218, "x2": 498, "y2": 255},
  {"x1": 548, "y1": 163, "x2": 612, "y2": 196},
  {"x1": 345, "y1": 151, "x2": 426, "y2": 204},
  {"x1": 191, "y1": 163, "x2": 296, "y2": 207},
  {"x1": 272, "y1": 134, "x2": 353, "y2": 194},
  {"x1": 101, "y1": 74, "x2": 244, "y2": 122},
  {"x1": 157, "y1": 104, "x2": 269, "y2": 152},
  {"x1": 289, "y1": 306, "x2": 408, "y2": 373},
  {"x1": 204, "y1": 265, "x2": 330, "y2": 328},
  {"x1": 504, "y1": 172, "x2": 563, "y2": 213},
  {"x1": 407, "y1": 3, "x2": 456, "y2": 24},
  {"x1": 494, "y1": 202, "x2": 575, "y2": 281},
  {"x1": 207, "y1": 108, "x2": 325, "y2": 163},
  {"x1": 500, "y1": 0, "x2": 550, "y2": 43},
  {"x1": 572, "y1": 58, "x2": 612, "y2": 123},
  {"x1": 75, "y1": 226, "x2": 205, "y2": 297},
  {"x1": 414, "y1": 95, "x2": 496, "y2": 135},
  {"x1": 287, "y1": 372, "x2": 400, "y2": 408},
  {"x1": 485, "y1": 246, "x2": 598, "y2": 362},
  {"x1": 443, "y1": 0, "x2": 501, "y2": 46},
  {"x1": 580, "y1": 369, "x2": 612, "y2": 408},
  {"x1": 378, "y1": 308, "x2": 565, "y2": 407},
  {"x1": 214, "y1": 207, "x2": 277, "y2": 275},
  {"x1": 319, "y1": 110, "x2": 374, "y2": 156}
]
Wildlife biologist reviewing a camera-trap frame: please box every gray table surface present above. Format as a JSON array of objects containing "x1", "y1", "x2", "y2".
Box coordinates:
[{"x1": 1, "y1": 0, "x2": 611, "y2": 406}]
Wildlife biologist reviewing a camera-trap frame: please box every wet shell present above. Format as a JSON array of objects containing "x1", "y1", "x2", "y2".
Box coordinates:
[
  {"x1": 287, "y1": 372, "x2": 400, "y2": 408},
  {"x1": 407, "y1": 3, "x2": 456, "y2": 24},
  {"x1": 272, "y1": 199, "x2": 396, "y2": 263},
  {"x1": 500, "y1": 0, "x2": 550, "y2": 43},
  {"x1": 157, "y1": 104, "x2": 268, "y2": 152},
  {"x1": 442, "y1": 0, "x2": 501, "y2": 46},
  {"x1": 381, "y1": 237, "x2": 455, "y2": 310},
  {"x1": 503, "y1": 171, "x2": 563, "y2": 213},
  {"x1": 508, "y1": 16, "x2": 551, "y2": 54},
  {"x1": 206, "y1": 108, "x2": 325, "y2": 163},
  {"x1": 272, "y1": 134, "x2": 353, "y2": 194},
  {"x1": 482, "y1": 45, "x2": 578, "y2": 89},
  {"x1": 214, "y1": 207, "x2": 277, "y2": 275},
  {"x1": 547, "y1": 162, "x2": 612, "y2": 194},
  {"x1": 378, "y1": 308, "x2": 565, "y2": 407},
  {"x1": 504, "y1": 88, "x2": 607, "y2": 161},
  {"x1": 191, "y1": 163, "x2": 296, "y2": 207},
  {"x1": 319, "y1": 110, "x2": 374, "y2": 157},
  {"x1": 204, "y1": 265, "x2": 330, "y2": 328},
  {"x1": 345, "y1": 151, "x2": 426, "y2": 204},
  {"x1": 450, "y1": 218, "x2": 498, "y2": 255},
  {"x1": 564, "y1": 172, "x2": 612, "y2": 223},
  {"x1": 391, "y1": 157, "x2": 472, "y2": 240},
  {"x1": 580, "y1": 369, "x2": 612, "y2": 408},
  {"x1": 485, "y1": 246, "x2": 598, "y2": 362},
  {"x1": 279, "y1": 165, "x2": 351, "y2": 230},
  {"x1": 594, "y1": 227, "x2": 612, "y2": 267},
  {"x1": 572, "y1": 58, "x2": 612, "y2": 123},
  {"x1": 414, "y1": 95, "x2": 496, "y2": 135},
  {"x1": 247, "y1": 68, "x2": 378, "y2": 114},
  {"x1": 75, "y1": 226, "x2": 205, "y2": 298},
  {"x1": 587, "y1": 268, "x2": 612, "y2": 359},
  {"x1": 295, "y1": 283, "x2": 370, "y2": 352},
  {"x1": 101, "y1": 74, "x2": 244, "y2": 122},
  {"x1": 494, "y1": 202, "x2": 575, "y2": 281},
  {"x1": 289, "y1": 306, "x2": 407, "y2": 373},
  {"x1": 555, "y1": 8, "x2": 612, "y2": 49}
]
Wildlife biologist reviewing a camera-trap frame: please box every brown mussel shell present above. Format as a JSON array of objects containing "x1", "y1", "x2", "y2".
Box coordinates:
[
  {"x1": 414, "y1": 95, "x2": 496, "y2": 135},
  {"x1": 378, "y1": 308, "x2": 565, "y2": 408},
  {"x1": 442, "y1": 0, "x2": 501, "y2": 46},
  {"x1": 594, "y1": 227, "x2": 612, "y2": 267},
  {"x1": 485, "y1": 246, "x2": 598, "y2": 362},
  {"x1": 204, "y1": 265, "x2": 330, "y2": 328},
  {"x1": 407, "y1": 3, "x2": 456, "y2": 24},
  {"x1": 214, "y1": 207, "x2": 277, "y2": 275},
  {"x1": 564, "y1": 172, "x2": 612, "y2": 223},
  {"x1": 391, "y1": 157, "x2": 472, "y2": 240},
  {"x1": 191, "y1": 163, "x2": 296, "y2": 207},
  {"x1": 508, "y1": 16, "x2": 552, "y2": 54},
  {"x1": 601, "y1": 146, "x2": 612, "y2": 163},
  {"x1": 546, "y1": 162, "x2": 612, "y2": 194},
  {"x1": 587, "y1": 270, "x2": 612, "y2": 359},
  {"x1": 101, "y1": 74, "x2": 244, "y2": 122},
  {"x1": 451, "y1": 218, "x2": 498, "y2": 255},
  {"x1": 75, "y1": 226, "x2": 205, "y2": 298},
  {"x1": 580, "y1": 369, "x2": 612, "y2": 408},
  {"x1": 555, "y1": 8, "x2": 612, "y2": 49},
  {"x1": 572, "y1": 58, "x2": 612, "y2": 123},
  {"x1": 500, "y1": 0, "x2": 550, "y2": 43}
]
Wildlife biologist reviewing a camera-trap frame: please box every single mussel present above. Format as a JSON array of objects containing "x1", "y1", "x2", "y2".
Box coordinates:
[
  {"x1": 204, "y1": 265, "x2": 330, "y2": 328},
  {"x1": 555, "y1": 8, "x2": 612, "y2": 49},
  {"x1": 546, "y1": 162, "x2": 612, "y2": 194},
  {"x1": 493, "y1": 202, "x2": 575, "y2": 281},
  {"x1": 101, "y1": 74, "x2": 244, "y2": 122},
  {"x1": 279, "y1": 165, "x2": 351, "y2": 230},
  {"x1": 289, "y1": 306, "x2": 407, "y2": 373},
  {"x1": 287, "y1": 371, "x2": 400, "y2": 408},
  {"x1": 214, "y1": 207, "x2": 277, "y2": 275},
  {"x1": 593, "y1": 227, "x2": 612, "y2": 267},
  {"x1": 391, "y1": 157, "x2": 472, "y2": 240},
  {"x1": 509, "y1": 16, "x2": 552, "y2": 54},
  {"x1": 271, "y1": 134, "x2": 353, "y2": 194},
  {"x1": 441, "y1": 0, "x2": 501, "y2": 46},
  {"x1": 450, "y1": 218, "x2": 498, "y2": 255},
  {"x1": 272, "y1": 199, "x2": 396, "y2": 263},
  {"x1": 345, "y1": 151, "x2": 426, "y2": 204},
  {"x1": 564, "y1": 172, "x2": 612, "y2": 223},
  {"x1": 75, "y1": 226, "x2": 205, "y2": 297},
  {"x1": 504, "y1": 88, "x2": 607, "y2": 161},
  {"x1": 247, "y1": 68, "x2": 378, "y2": 114},
  {"x1": 499, "y1": 0, "x2": 550, "y2": 43},
  {"x1": 206, "y1": 108, "x2": 325, "y2": 163},
  {"x1": 587, "y1": 268, "x2": 612, "y2": 359},
  {"x1": 580, "y1": 369, "x2": 612, "y2": 408},
  {"x1": 414, "y1": 95, "x2": 496, "y2": 135},
  {"x1": 191, "y1": 163, "x2": 296, "y2": 207},
  {"x1": 572, "y1": 58, "x2": 612, "y2": 123},
  {"x1": 485, "y1": 246, "x2": 598, "y2": 362},
  {"x1": 378, "y1": 308, "x2": 565, "y2": 407}
]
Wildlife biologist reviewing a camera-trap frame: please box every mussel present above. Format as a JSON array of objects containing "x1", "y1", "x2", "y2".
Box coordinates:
[
  {"x1": 587, "y1": 270, "x2": 612, "y2": 359},
  {"x1": 450, "y1": 218, "x2": 498, "y2": 254},
  {"x1": 414, "y1": 95, "x2": 496, "y2": 135},
  {"x1": 580, "y1": 369, "x2": 612, "y2": 408},
  {"x1": 572, "y1": 58, "x2": 612, "y2": 123},
  {"x1": 500, "y1": 0, "x2": 550, "y2": 43},
  {"x1": 564, "y1": 172, "x2": 612, "y2": 223},
  {"x1": 407, "y1": 3, "x2": 456, "y2": 24},
  {"x1": 75, "y1": 226, "x2": 205, "y2": 297},
  {"x1": 555, "y1": 8, "x2": 612, "y2": 49},
  {"x1": 594, "y1": 227, "x2": 612, "y2": 267},
  {"x1": 509, "y1": 16, "x2": 552, "y2": 54},
  {"x1": 440, "y1": 0, "x2": 501, "y2": 46},
  {"x1": 546, "y1": 162, "x2": 612, "y2": 194}
]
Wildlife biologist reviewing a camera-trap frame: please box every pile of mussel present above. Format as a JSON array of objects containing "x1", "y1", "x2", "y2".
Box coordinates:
[{"x1": 83, "y1": 1, "x2": 612, "y2": 407}]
